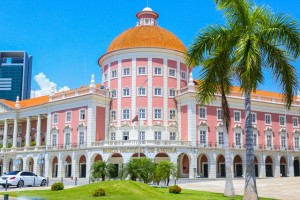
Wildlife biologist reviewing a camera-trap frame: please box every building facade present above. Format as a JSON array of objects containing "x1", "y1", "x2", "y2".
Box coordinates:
[
  {"x1": 0, "y1": 8, "x2": 300, "y2": 180},
  {"x1": 0, "y1": 51, "x2": 32, "y2": 101}
]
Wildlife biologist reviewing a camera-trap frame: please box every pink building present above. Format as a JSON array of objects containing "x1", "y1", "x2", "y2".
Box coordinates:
[{"x1": 0, "y1": 7, "x2": 300, "y2": 180}]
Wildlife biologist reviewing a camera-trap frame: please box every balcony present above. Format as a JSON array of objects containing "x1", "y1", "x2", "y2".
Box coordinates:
[
  {"x1": 92, "y1": 140, "x2": 191, "y2": 147},
  {"x1": 47, "y1": 143, "x2": 87, "y2": 150}
]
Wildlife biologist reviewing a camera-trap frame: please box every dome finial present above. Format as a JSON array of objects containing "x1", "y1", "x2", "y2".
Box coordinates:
[{"x1": 136, "y1": 6, "x2": 159, "y2": 27}]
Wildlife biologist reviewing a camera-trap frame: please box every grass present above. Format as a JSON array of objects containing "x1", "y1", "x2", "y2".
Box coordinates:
[{"x1": 1, "y1": 180, "x2": 275, "y2": 200}]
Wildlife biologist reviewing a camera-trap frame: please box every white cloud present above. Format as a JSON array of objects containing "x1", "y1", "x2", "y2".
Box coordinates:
[{"x1": 31, "y1": 73, "x2": 70, "y2": 98}]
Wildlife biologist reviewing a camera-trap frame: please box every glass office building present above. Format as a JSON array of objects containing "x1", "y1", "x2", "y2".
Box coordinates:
[{"x1": 0, "y1": 52, "x2": 32, "y2": 101}]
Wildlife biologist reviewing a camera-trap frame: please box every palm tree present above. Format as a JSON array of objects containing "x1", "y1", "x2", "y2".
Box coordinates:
[
  {"x1": 187, "y1": 35, "x2": 236, "y2": 196},
  {"x1": 157, "y1": 161, "x2": 176, "y2": 186},
  {"x1": 139, "y1": 158, "x2": 155, "y2": 183},
  {"x1": 123, "y1": 159, "x2": 142, "y2": 181},
  {"x1": 90, "y1": 161, "x2": 116, "y2": 181}
]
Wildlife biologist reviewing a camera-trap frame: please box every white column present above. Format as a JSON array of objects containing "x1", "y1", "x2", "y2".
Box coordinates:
[
  {"x1": 33, "y1": 156, "x2": 38, "y2": 175},
  {"x1": 147, "y1": 57, "x2": 153, "y2": 126},
  {"x1": 208, "y1": 153, "x2": 217, "y2": 178},
  {"x1": 12, "y1": 118, "x2": 18, "y2": 148},
  {"x1": 3, "y1": 119, "x2": 8, "y2": 148},
  {"x1": 86, "y1": 151, "x2": 91, "y2": 179},
  {"x1": 259, "y1": 153, "x2": 266, "y2": 178},
  {"x1": 36, "y1": 115, "x2": 41, "y2": 146},
  {"x1": 274, "y1": 155, "x2": 281, "y2": 177},
  {"x1": 44, "y1": 153, "x2": 50, "y2": 178},
  {"x1": 72, "y1": 152, "x2": 76, "y2": 178},
  {"x1": 176, "y1": 60, "x2": 180, "y2": 90},
  {"x1": 187, "y1": 100, "x2": 197, "y2": 146},
  {"x1": 117, "y1": 59, "x2": 122, "y2": 127},
  {"x1": 131, "y1": 58, "x2": 137, "y2": 119},
  {"x1": 57, "y1": 153, "x2": 63, "y2": 178},
  {"x1": 163, "y1": 58, "x2": 168, "y2": 126},
  {"x1": 25, "y1": 117, "x2": 31, "y2": 147},
  {"x1": 189, "y1": 152, "x2": 197, "y2": 179},
  {"x1": 288, "y1": 155, "x2": 294, "y2": 177},
  {"x1": 46, "y1": 112, "x2": 51, "y2": 148}
]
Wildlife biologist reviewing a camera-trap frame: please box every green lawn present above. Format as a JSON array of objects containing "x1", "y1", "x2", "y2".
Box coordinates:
[{"x1": 2, "y1": 180, "x2": 275, "y2": 200}]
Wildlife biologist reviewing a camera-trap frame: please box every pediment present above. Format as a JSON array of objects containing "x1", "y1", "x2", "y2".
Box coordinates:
[{"x1": 0, "y1": 102, "x2": 13, "y2": 114}]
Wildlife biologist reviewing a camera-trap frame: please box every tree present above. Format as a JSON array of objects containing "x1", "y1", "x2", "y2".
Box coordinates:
[
  {"x1": 188, "y1": 0, "x2": 300, "y2": 199},
  {"x1": 187, "y1": 28, "x2": 236, "y2": 196},
  {"x1": 157, "y1": 161, "x2": 176, "y2": 186},
  {"x1": 123, "y1": 159, "x2": 142, "y2": 181},
  {"x1": 90, "y1": 161, "x2": 116, "y2": 181},
  {"x1": 139, "y1": 158, "x2": 155, "y2": 183}
]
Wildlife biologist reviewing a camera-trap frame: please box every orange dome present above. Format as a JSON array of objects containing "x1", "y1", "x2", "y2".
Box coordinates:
[{"x1": 106, "y1": 26, "x2": 186, "y2": 53}]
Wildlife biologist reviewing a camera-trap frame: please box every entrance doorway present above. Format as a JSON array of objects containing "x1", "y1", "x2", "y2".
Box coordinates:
[
  {"x1": 294, "y1": 158, "x2": 300, "y2": 176},
  {"x1": 236, "y1": 164, "x2": 243, "y2": 177},
  {"x1": 80, "y1": 164, "x2": 86, "y2": 178},
  {"x1": 203, "y1": 164, "x2": 208, "y2": 178},
  {"x1": 220, "y1": 164, "x2": 226, "y2": 177},
  {"x1": 266, "y1": 165, "x2": 273, "y2": 177},
  {"x1": 280, "y1": 165, "x2": 286, "y2": 177}
]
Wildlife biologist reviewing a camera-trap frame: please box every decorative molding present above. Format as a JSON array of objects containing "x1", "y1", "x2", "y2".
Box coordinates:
[
  {"x1": 63, "y1": 124, "x2": 72, "y2": 132},
  {"x1": 153, "y1": 121, "x2": 162, "y2": 126},
  {"x1": 77, "y1": 122, "x2": 86, "y2": 130},
  {"x1": 110, "y1": 123, "x2": 116, "y2": 128},
  {"x1": 252, "y1": 125, "x2": 258, "y2": 130},
  {"x1": 0, "y1": 103, "x2": 12, "y2": 113},
  {"x1": 293, "y1": 129, "x2": 300, "y2": 134},
  {"x1": 234, "y1": 124, "x2": 242, "y2": 129},
  {"x1": 169, "y1": 121, "x2": 178, "y2": 127},
  {"x1": 216, "y1": 122, "x2": 223, "y2": 127},
  {"x1": 279, "y1": 128, "x2": 286, "y2": 133},
  {"x1": 51, "y1": 126, "x2": 58, "y2": 131},
  {"x1": 265, "y1": 126, "x2": 273, "y2": 132},
  {"x1": 198, "y1": 121, "x2": 208, "y2": 127},
  {"x1": 121, "y1": 122, "x2": 130, "y2": 127}
]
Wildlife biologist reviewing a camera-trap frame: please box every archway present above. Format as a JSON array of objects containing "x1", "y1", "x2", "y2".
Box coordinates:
[
  {"x1": 154, "y1": 153, "x2": 170, "y2": 163},
  {"x1": 64, "y1": 156, "x2": 72, "y2": 178},
  {"x1": 16, "y1": 158, "x2": 23, "y2": 171},
  {"x1": 216, "y1": 154, "x2": 225, "y2": 178},
  {"x1": 280, "y1": 156, "x2": 287, "y2": 177},
  {"x1": 26, "y1": 157, "x2": 34, "y2": 172},
  {"x1": 52, "y1": 156, "x2": 58, "y2": 178},
  {"x1": 177, "y1": 153, "x2": 189, "y2": 178},
  {"x1": 79, "y1": 155, "x2": 86, "y2": 178},
  {"x1": 265, "y1": 156, "x2": 273, "y2": 177},
  {"x1": 233, "y1": 155, "x2": 243, "y2": 177},
  {"x1": 108, "y1": 153, "x2": 123, "y2": 178},
  {"x1": 131, "y1": 153, "x2": 146, "y2": 160},
  {"x1": 254, "y1": 156, "x2": 258, "y2": 177},
  {"x1": 94, "y1": 154, "x2": 103, "y2": 162},
  {"x1": 197, "y1": 154, "x2": 208, "y2": 178},
  {"x1": 294, "y1": 157, "x2": 300, "y2": 176}
]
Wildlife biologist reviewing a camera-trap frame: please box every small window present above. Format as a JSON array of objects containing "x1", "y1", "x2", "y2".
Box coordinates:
[
  {"x1": 138, "y1": 87, "x2": 146, "y2": 96},
  {"x1": 154, "y1": 109, "x2": 162, "y2": 119},
  {"x1": 52, "y1": 134, "x2": 57, "y2": 147},
  {"x1": 293, "y1": 117, "x2": 299, "y2": 127},
  {"x1": 111, "y1": 111, "x2": 116, "y2": 121},
  {"x1": 218, "y1": 132, "x2": 224, "y2": 145},
  {"x1": 123, "y1": 68, "x2": 130, "y2": 76},
  {"x1": 235, "y1": 133, "x2": 241, "y2": 146},
  {"x1": 66, "y1": 111, "x2": 72, "y2": 122},
  {"x1": 169, "y1": 68, "x2": 176, "y2": 77},
  {"x1": 181, "y1": 71, "x2": 186, "y2": 80},
  {"x1": 144, "y1": 18, "x2": 150, "y2": 25},
  {"x1": 123, "y1": 109, "x2": 130, "y2": 120},
  {"x1": 111, "y1": 132, "x2": 116, "y2": 141},
  {"x1": 199, "y1": 107, "x2": 206, "y2": 119},
  {"x1": 281, "y1": 135, "x2": 286, "y2": 148},
  {"x1": 170, "y1": 132, "x2": 176, "y2": 140},
  {"x1": 251, "y1": 113, "x2": 257, "y2": 124},
  {"x1": 65, "y1": 133, "x2": 71, "y2": 146},
  {"x1": 154, "y1": 88, "x2": 162, "y2": 96},
  {"x1": 217, "y1": 109, "x2": 223, "y2": 121},
  {"x1": 111, "y1": 90, "x2": 117, "y2": 98},
  {"x1": 234, "y1": 111, "x2": 241, "y2": 122},
  {"x1": 79, "y1": 131, "x2": 85, "y2": 145},
  {"x1": 154, "y1": 131, "x2": 162, "y2": 140},
  {"x1": 295, "y1": 137, "x2": 299, "y2": 148},
  {"x1": 169, "y1": 89, "x2": 176, "y2": 97},
  {"x1": 53, "y1": 113, "x2": 58, "y2": 124},
  {"x1": 138, "y1": 67, "x2": 146, "y2": 75},
  {"x1": 265, "y1": 114, "x2": 271, "y2": 125},
  {"x1": 199, "y1": 130, "x2": 206, "y2": 144},
  {"x1": 154, "y1": 67, "x2": 162, "y2": 75},
  {"x1": 111, "y1": 70, "x2": 117, "y2": 79},
  {"x1": 80, "y1": 109, "x2": 86, "y2": 120},
  {"x1": 279, "y1": 116, "x2": 286, "y2": 126},
  {"x1": 138, "y1": 108, "x2": 146, "y2": 120},
  {"x1": 169, "y1": 110, "x2": 176, "y2": 120},
  {"x1": 139, "y1": 131, "x2": 145, "y2": 140},
  {"x1": 267, "y1": 135, "x2": 272, "y2": 147},
  {"x1": 123, "y1": 88, "x2": 130, "y2": 97},
  {"x1": 123, "y1": 132, "x2": 129, "y2": 140}
]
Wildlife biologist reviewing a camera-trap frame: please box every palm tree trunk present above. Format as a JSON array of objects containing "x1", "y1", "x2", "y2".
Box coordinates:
[{"x1": 243, "y1": 90, "x2": 258, "y2": 200}]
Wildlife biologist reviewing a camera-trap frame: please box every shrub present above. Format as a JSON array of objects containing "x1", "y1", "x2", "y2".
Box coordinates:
[
  {"x1": 93, "y1": 187, "x2": 106, "y2": 197},
  {"x1": 7, "y1": 143, "x2": 12, "y2": 148},
  {"x1": 30, "y1": 141, "x2": 36, "y2": 147},
  {"x1": 51, "y1": 182, "x2": 64, "y2": 191},
  {"x1": 169, "y1": 185, "x2": 182, "y2": 194},
  {"x1": 0, "y1": 144, "x2": 3, "y2": 149}
]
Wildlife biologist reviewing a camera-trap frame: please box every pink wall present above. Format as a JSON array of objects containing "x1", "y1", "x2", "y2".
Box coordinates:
[{"x1": 96, "y1": 106, "x2": 106, "y2": 141}]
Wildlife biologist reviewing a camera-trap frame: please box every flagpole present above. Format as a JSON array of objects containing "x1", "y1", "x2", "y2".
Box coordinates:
[{"x1": 138, "y1": 79, "x2": 148, "y2": 159}]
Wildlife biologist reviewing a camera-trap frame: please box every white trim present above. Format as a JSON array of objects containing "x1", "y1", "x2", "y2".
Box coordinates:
[
  {"x1": 65, "y1": 110, "x2": 72, "y2": 123},
  {"x1": 122, "y1": 108, "x2": 130, "y2": 120},
  {"x1": 111, "y1": 69, "x2": 117, "y2": 79},
  {"x1": 265, "y1": 114, "x2": 272, "y2": 125},
  {"x1": 137, "y1": 66, "x2": 147, "y2": 75},
  {"x1": 234, "y1": 110, "x2": 241, "y2": 123},
  {"x1": 153, "y1": 108, "x2": 162, "y2": 120},
  {"x1": 122, "y1": 67, "x2": 131, "y2": 77},
  {"x1": 169, "y1": 88, "x2": 176, "y2": 98},
  {"x1": 79, "y1": 108, "x2": 86, "y2": 121},
  {"x1": 180, "y1": 70, "x2": 186, "y2": 80},
  {"x1": 265, "y1": 131, "x2": 273, "y2": 149},
  {"x1": 251, "y1": 112, "x2": 257, "y2": 124},
  {"x1": 153, "y1": 87, "x2": 162, "y2": 96},
  {"x1": 293, "y1": 117, "x2": 299, "y2": 128},
  {"x1": 122, "y1": 87, "x2": 130, "y2": 97},
  {"x1": 52, "y1": 113, "x2": 58, "y2": 124},
  {"x1": 279, "y1": 115, "x2": 286, "y2": 126},
  {"x1": 199, "y1": 107, "x2": 207, "y2": 120},
  {"x1": 153, "y1": 66, "x2": 162, "y2": 76},
  {"x1": 168, "y1": 68, "x2": 176, "y2": 78}
]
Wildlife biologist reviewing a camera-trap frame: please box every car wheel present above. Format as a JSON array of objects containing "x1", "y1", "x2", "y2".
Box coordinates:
[
  {"x1": 17, "y1": 180, "x2": 24, "y2": 188},
  {"x1": 40, "y1": 179, "x2": 47, "y2": 186}
]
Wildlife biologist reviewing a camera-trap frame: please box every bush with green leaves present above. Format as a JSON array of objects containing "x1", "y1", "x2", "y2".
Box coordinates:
[
  {"x1": 169, "y1": 185, "x2": 182, "y2": 194},
  {"x1": 90, "y1": 161, "x2": 116, "y2": 181},
  {"x1": 51, "y1": 182, "x2": 64, "y2": 191},
  {"x1": 7, "y1": 143, "x2": 12, "y2": 148},
  {"x1": 0, "y1": 144, "x2": 3, "y2": 149},
  {"x1": 30, "y1": 140, "x2": 36, "y2": 147},
  {"x1": 92, "y1": 187, "x2": 106, "y2": 197}
]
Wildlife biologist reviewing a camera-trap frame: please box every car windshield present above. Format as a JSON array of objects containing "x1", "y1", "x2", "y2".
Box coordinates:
[{"x1": 6, "y1": 171, "x2": 19, "y2": 175}]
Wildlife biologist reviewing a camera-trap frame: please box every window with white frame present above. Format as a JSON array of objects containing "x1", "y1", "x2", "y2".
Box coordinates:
[
  {"x1": 169, "y1": 110, "x2": 176, "y2": 120},
  {"x1": 111, "y1": 111, "x2": 116, "y2": 121},
  {"x1": 266, "y1": 134, "x2": 272, "y2": 147},
  {"x1": 53, "y1": 113, "x2": 58, "y2": 124},
  {"x1": 111, "y1": 90, "x2": 117, "y2": 98},
  {"x1": 122, "y1": 109, "x2": 130, "y2": 120},
  {"x1": 281, "y1": 135, "x2": 286, "y2": 148},
  {"x1": 154, "y1": 109, "x2": 162, "y2": 119},
  {"x1": 251, "y1": 113, "x2": 257, "y2": 124},
  {"x1": 169, "y1": 68, "x2": 176, "y2": 77},
  {"x1": 154, "y1": 88, "x2": 162, "y2": 96},
  {"x1": 234, "y1": 111, "x2": 241, "y2": 122},
  {"x1": 279, "y1": 116, "x2": 286, "y2": 126},
  {"x1": 138, "y1": 108, "x2": 146, "y2": 120},
  {"x1": 52, "y1": 134, "x2": 57, "y2": 147},
  {"x1": 80, "y1": 109, "x2": 86, "y2": 120},
  {"x1": 66, "y1": 111, "x2": 72, "y2": 122},
  {"x1": 295, "y1": 136, "x2": 299, "y2": 148},
  {"x1": 104, "y1": 73, "x2": 107, "y2": 81},
  {"x1": 199, "y1": 130, "x2": 206, "y2": 144},
  {"x1": 199, "y1": 107, "x2": 206, "y2": 119},
  {"x1": 253, "y1": 134, "x2": 257, "y2": 146},
  {"x1": 123, "y1": 88, "x2": 130, "y2": 97},
  {"x1": 111, "y1": 70, "x2": 117, "y2": 79},
  {"x1": 170, "y1": 132, "x2": 176, "y2": 140},
  {"x1": 181, "y1": 71, "x2": 186, "y2": 80},
  {"x1": 111, "y1": 132, "x2": 116, "y2": 141},
  {"x1": 293, "y1": 117, "x2": 299, "y2": 127},
  {"x1": 79, "y1": 131, "x2": 85, "y2": 145},
  {"x1": 217, "y1": 109, "x2": 223, "y2": 121},
  {"x1": 265, "y1": 114, "x2": 271, "y2": 125},
  {"x1": 17, "y1": 124, "x2": 22, "y2": 134},
  {"x1": 138, "y1": 87, "x2": 146, "y2": 96},
  {"x1": 123, "y1": 132, "x2": 129, "y2": 140},
  {"x1": 154, "y1": 67, "x2": 162, "y2": 75},
  {"x1": 154, "y1": 131, "x2": 161, "y2": 140},
  {"x1": 65, "y1": 132, "x2": 71, "y2": 146},
  {"x1": 123, "y1": 68, "x2": 130, "y2": 76},
  {"x1": 218, "y1": 132, "x2": 224, "y2": 145},
  {"x1": 138, "y1": 67, "x2": 146, "y2": 75},
  {"x1": 169, "y1": 89, "x2": 176, "y2": 97},
  {"x1": 139, "y1": 131, "x2": 145, "y2": 141},
  {"x1": 144, "y1": 18, "x2": 150, "y2": 25},
  {"x1": 235, "y1": 133, "x2": 241, "y2": 146}
]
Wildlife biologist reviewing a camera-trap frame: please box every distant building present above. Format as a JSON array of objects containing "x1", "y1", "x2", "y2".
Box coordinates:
[{"x1": 0, "y1": 51, "x2": 32, "y2": 101}]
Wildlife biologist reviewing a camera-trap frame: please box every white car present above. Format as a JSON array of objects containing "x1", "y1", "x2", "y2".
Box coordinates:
[{"x1": 0, "y1": 171, "x2": 47, "y2": 188}]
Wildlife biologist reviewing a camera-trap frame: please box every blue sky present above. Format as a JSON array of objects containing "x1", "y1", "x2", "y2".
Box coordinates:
[{"x1": 0, "y1": 0, "x2": 299, "y2": 95}]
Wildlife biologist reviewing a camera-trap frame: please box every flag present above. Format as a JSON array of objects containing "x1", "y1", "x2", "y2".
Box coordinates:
[{"x1": 132, "y1": 115, "x2": 138, "y2": 123}]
